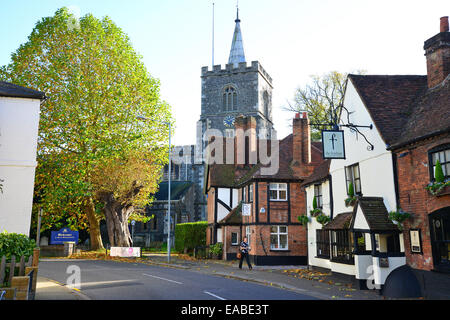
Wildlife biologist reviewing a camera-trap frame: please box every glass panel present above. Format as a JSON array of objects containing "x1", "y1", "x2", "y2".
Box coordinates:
[
  {"x1": 355, "y1": 179, "x2": 361, "y2": 193},
  {"x1": 270, "y1": 190, "x2": 278, "y2": 200},
  {"x1": 280, "y1": 235, "x2": 288, "y2": 249},
  {"x1": 317, "y1": 196, "x2": 323, "y2": 208},
  {"x1": 445, "y1": 149, "x2": 450, "y2": 162},
  {"x1": 270, "y1": 226, "x2": 277, "y2": 233},
  {"x1": 279, "y1": 226, "x2": 287, "y2": 233},
  {"x1": 353, "y1": 165, "x2": 360, "y2": 179},
  {"x1": 439, "y1": 151, "x2": 445, "y2": 163},
  {"x1": 270, "y1": 235, "x2": 278, "y2": 249},
  {"x1": 269, "y1": 183, "x2": 277, "y2": 190},
  {"x1": 346, "y1": 166, "x2": 353, "y2": 181},
  {"x1": 432, "y1": 152, "x2": 438, "y2": 164},
  {"x1": 279, "y1": 190, "x2": 287, "y2": 200},
  {"x1": 279, "y1": 183, "x2": 287, "y2": 190},
  {"x1": 233, "y1": 93, "x2": 237, "y2": 110}
]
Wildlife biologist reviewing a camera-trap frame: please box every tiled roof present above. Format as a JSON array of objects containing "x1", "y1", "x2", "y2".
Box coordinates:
[
  {"x1": 324, "y1": 212, "x2": 352, "y2": 230},
  {"x1": 218, "y1": 204, "x2": 242, "y2": 224},
  {"x1": 348, "y1": 74, "x2": 428, "y2": 146},
  {"x1": 207, "y1": 134, "x2": 323, "y2": 188},
  {"x1": 0, "y1": 81, "x2": 46, "y2": 100},
  {"x1": 154, "y1": 181, "x2": 193, "y2": 201},
  {"x1": 390, "y1": 75, "x2": 450, "y2": 148},
  {"x1": 301, "y1": 159, "x2": 330, "y2": 187},
  {"x1": 351, "y1": 197, "x2": 398, "y2": 231}
]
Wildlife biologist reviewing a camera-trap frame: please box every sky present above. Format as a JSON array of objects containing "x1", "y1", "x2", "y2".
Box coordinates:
[{"x1": 0, "y1": 0, "x2": 448, "y2": 145}]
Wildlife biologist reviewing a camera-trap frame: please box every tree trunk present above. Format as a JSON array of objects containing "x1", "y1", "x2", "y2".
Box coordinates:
[
  {"x1": 102, "y1": 192, "x2": 134, "y2": 247},
  {"x1": 85, "y1": 197, "x2": 105, "y2": 250}
]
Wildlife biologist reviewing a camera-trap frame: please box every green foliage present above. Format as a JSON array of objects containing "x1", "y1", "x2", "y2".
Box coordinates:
[
  {"x1": 312, "y1": 196, "x2": 317, "y2": 210},
  {"x1": 347, "y1": 182, "x2": 354, "y2": 197},
  {"x1": 174, "y1": 222, "x2": 208, "y2": 254},
  {"x1": 0, "y1": 231, "x2": 36, "y2": 261},
  {"x1": 435, "y1": 160, "x2": 445, "y2": 183},
  {"x1": 388, "y1": 209, "x2": 412, "y2": 231},
  {"x1": 316, "y1": 214, "x2": 331, "y2": 226},
  {"x1": 1, "y1": 7, "x2": 173, "y2": 242},
  {"x1": 209, "y1": 242, "x2": 223, "y2": 256},
  {"x1": 344, "y1": 182, "x2": 357, "y2": 207},
  {"x1": 297, "y1": 215, "x2": 310, "y2": 226},
  {"x1": 286, "y1": 71, "x2": 366, "y2": 141}
]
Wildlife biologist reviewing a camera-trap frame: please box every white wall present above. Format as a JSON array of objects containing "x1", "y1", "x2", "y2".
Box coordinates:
[
  {"x1": 306, "y1": 181, "x2": 332, "y2": 269},
  {"x1": 0, "y1": 97, "x2": 41, "y2": 236},
  {"x1": 330, "y1": 80, "x2": 397, "y2": 215}
]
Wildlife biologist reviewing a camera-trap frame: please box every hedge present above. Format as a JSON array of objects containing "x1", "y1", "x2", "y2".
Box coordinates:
[
  {"x1": 0, "y1": 231, "x2": 36, "y2": 261},
  {"x1": 175, "y1": 221, "x2": 208, "y2": 253}
]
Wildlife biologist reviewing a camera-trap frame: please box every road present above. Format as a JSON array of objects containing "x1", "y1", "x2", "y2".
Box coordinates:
[{"x1": 38, "y1": 259, "x2": 319, "y2": 300}]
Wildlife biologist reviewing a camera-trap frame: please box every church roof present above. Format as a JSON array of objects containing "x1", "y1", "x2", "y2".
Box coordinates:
[{"x1": 228, "y1": 9, "x2": 246, "y2": 67}]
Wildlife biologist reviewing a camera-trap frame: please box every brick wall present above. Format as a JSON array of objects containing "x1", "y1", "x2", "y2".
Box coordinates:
[{"x1": 395, "y1": 133, "x2": 450, "y2": 271}]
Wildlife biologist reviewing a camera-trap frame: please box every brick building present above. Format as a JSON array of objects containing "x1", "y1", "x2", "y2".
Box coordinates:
[
  {"x1": 205, "y1": 113, "x2": 324, "y2": 265},
  {"x1": 387, "y1": 16, "x2": 450, "y2": 298},
  {"x1": 302, "y1": 16, "x2": 449, "y2": 298}
]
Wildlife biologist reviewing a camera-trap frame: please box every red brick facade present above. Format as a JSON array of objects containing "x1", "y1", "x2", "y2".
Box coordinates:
[
  {"x1": 205, "y1": 114, "x2": 322, "y2": 265},
  {"x1": 395, "y1": 133, "x2": 450, "y2": 271}
]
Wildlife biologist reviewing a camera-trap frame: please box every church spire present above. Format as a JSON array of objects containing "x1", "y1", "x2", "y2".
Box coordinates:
[{"x1": 228, "y1": 6, "x2": 246, "y2": 67}]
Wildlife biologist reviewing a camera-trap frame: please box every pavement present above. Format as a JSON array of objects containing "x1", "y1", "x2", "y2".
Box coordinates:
[{"x1": 34, "y1": 253, "x2": 385, "y2": 300}]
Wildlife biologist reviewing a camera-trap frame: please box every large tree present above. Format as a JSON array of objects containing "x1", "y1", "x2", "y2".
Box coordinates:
[
  {"x1": 1, "y1": 8, "x2": 172, "y2": 249},
  {"x1": 286, "y1": 71, "x2": 349, "y2": 141}
]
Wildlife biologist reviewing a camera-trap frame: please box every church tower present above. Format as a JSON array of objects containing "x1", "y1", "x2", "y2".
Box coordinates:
[{"x1": 199, "y1": 8, "x2": 275, "y2": 142}]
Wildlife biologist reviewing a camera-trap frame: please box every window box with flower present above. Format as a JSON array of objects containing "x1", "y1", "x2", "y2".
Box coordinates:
[{"x1": 426, "y1": 160, "x2": 450, "y2": 196}]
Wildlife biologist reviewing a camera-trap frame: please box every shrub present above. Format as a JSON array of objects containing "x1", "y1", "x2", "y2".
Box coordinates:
[
  {"x1": 316, "y1": 214, "x2": 331, "y2": 226},
  {"x1": 0, "y1": 231, "x2": 36, "y2": 261},
  {"x1": 209, "y1": 242, "x2": 223, "y2": 256},
  {"x1": 345, "y1": 182, "x2": 357, "y2": 207},
  {"x1": 348, "y1": 182, "x2": 355, "y2": 197},
  {"x1": 435, "y1": 160, "x2": 445, "y2": 183},
  {"x1": 297, "y1": 215, "x2": 310, "y2": 226},
  {"x1": 174, "y1": 221, "x2": 208, "y2": 253}
]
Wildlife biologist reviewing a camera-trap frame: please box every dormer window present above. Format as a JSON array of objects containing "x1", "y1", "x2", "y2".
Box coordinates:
[{"x1": 223, "y1": 85, "x2": 237, "y2": 111}]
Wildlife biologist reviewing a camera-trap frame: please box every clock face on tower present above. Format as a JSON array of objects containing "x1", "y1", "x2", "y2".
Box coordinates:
[{"x1": 223, "y1": 115, "x2": 235, "y2": 127}]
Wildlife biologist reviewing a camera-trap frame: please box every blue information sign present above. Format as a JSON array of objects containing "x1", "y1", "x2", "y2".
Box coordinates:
[{"x1": 50, "y1": 228, "x2": 79, "y2": 245}]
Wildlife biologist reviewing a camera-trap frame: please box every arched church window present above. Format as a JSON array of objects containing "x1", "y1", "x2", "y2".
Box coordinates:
[{"x1": 223, "y1": 86, "x2": 237, "y2": 111}]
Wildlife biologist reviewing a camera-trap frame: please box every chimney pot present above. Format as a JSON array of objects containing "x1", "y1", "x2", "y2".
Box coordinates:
[{"x1": 441, "y1": 16, "x2": 449, "y2": 33}]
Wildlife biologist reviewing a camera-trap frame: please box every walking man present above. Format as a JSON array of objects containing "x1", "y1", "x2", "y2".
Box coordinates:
[{"x1": 239, "y1": 236, "x2": 252, "y2": 269}]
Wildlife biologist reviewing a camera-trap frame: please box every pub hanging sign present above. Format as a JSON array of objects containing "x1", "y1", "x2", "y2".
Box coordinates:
[{"x1": 322, "y1": 130, "x2": 346, "y2": 159}]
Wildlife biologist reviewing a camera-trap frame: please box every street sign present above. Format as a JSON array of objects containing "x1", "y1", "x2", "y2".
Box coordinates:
[
  {"x1": 50, "y1": 228, "x2": 79, "y2": 245},
  {"x1": 322, "y1": 130, "x2": 345, "y2": 159},
  {"x1": 242, "y1": 203, "x2": 251, "y2": 216}
]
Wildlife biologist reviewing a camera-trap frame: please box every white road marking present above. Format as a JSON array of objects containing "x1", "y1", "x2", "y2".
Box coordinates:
[
  {"x1": 142, "y1": 273, "x2": 183, "y2": 285},
  {"x1": 204, "y1": 291, "x2": 226, "y2": 300}
]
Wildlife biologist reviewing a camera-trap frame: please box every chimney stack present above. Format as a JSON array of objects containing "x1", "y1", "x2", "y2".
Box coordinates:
[
  {"x1": 292, "y1": 112, "x2": 311, "y2": 177},
  {"x1": 424, "y1": 16, "x2": 450, "y2": 88},
  {"x1": 441, "y1": 16, "x2": 449, "y2": 32}
]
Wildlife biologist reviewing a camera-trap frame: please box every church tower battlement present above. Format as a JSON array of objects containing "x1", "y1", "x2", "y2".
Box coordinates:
[{"x1": 199, "y1": 7, "x2": 275, "y2": 141}]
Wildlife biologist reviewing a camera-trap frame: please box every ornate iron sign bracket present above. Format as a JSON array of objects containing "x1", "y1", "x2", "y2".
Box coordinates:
[{"x1": 308, "y1": 104, "x2": 375, "y2": 151}]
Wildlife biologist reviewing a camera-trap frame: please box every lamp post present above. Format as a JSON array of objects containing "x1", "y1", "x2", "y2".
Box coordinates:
[{"x1": 137, "y1": 116, "x2": 172, "y2": 263}]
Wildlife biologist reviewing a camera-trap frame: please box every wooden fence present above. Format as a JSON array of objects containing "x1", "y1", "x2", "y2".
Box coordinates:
[{"x1": 0, "y1": 248, "x2": 40, "y2": 300}]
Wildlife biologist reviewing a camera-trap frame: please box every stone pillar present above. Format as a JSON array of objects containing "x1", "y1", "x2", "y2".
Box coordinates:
[{"x1": 64, "y1": 242, "x2": 75, "y2": 257}]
